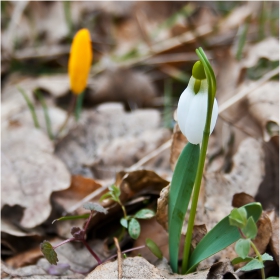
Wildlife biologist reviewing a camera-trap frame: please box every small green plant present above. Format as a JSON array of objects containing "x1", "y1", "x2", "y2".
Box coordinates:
[
  {"x1": 40, "y1": 200, "x2": 162, "y2": 273},
  {"x1": 100, "y1": 185, "x2": 155, "y2": 240},
  {"x1": 229, "y1": 207, "x2": 274, "y2": 279},
  {"x1": 40, "y1": 202, "x2": 107, "y2": 265},
  {"x1": 167, "y1": 47, "x2": 267, "y2": 275}
]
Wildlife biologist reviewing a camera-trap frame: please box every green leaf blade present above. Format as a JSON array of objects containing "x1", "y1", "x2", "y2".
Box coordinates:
[
  {"x1": 231, "y1": 256, "x2": 254, "y2": 265},
  {"x1": 262, "y1": 253, "x2": 273, "y2": 262},
  {"x1": 168, "y1": 142, "x2": 200, "y2": 273},
  {"x1": 134, "y1": 209, "x2": 155, "y2": 219},
  {"x1": 235, "y1": 239, "x2": 250, "y2": 259},
  {"x1": 128, "y1": 218, "x2": 141, "y2": 239},
  {"x1": 83, "y1": 202, "x2": 108, "y2": 214},
  {"x1": 243, "y1": 216, "x2": 258, "y2": 239},
  {"x1": 146, "y1": 238, "x2": 163, "y2": 259},
  {"x1": 237, "y1": 259, "x2": 264, "y2": 272},
  {"x1": 120, "y1": 218, "x2": 128, "y2": 228},
  {"x1": 187, "y1": 202, "x2": 262, "y2": 273},
  {"x1": 40, "y1": 240, "x2": 58, "y2": 265},
  {"x1": 229, "y1": 208, "x2": 247, "y2": 228}
]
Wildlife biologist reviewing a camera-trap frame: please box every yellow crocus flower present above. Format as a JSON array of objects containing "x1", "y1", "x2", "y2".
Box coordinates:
[{"x1": 68, "y1": 28, "x2": 93, "y2": 95}]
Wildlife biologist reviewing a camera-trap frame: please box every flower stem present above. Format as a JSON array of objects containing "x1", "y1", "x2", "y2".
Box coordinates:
[
  {"x1": 181, "y1": 48, "x2": 216, "y2": 274},
  {"x1": 52, "y1": 237, "x2": 76, "y2": 250},
  {"x1": 82, "y1": 240, "x2": 102, "y2": 264},
  {"x1": 250, "y1": 240, "x2": 265, "y2": 279},
  {"x1": 181, "y1": 131, "x2": 209, "y2": 274}
]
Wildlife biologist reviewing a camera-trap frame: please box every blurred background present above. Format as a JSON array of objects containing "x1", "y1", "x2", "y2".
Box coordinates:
[{"x1": 1, "y1": 1, "x2": 279, "y2": 278}]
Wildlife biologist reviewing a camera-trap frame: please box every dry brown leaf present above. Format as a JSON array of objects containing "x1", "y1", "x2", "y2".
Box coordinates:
[
  {"x1": 131, "y1": 218, "x2": 169, "y2": 263},
  {"x1": 156, "y1": 184, "x2": 169, "y2": 231},
  {"x1": 232, "y1": 192, "x2": 255, "y2": 208},
  {"x1": 197, "y1": 137, "x2": 265, "y2": 228},
  {"x1": 252, "y1": 212, "x2": 272, "y2": 255},
  {"x1": 1, "y1": 126, "x2": 71, "y2": 228},
  {"x1": 242, "y1": 37, "x2": 279, "y2": 68},
  {"x1": 269, "y1": 215, "x2": 279, "y2": 265},
  {"x1": 207, "y1": 261, "x2": 237, "y2": 279},
  {"x1": 117, "y1": 170, "x2": 169, "y2": 202},
  {"x1": 5, "y1": 246, "x2": 42, "y2": 268},
  {"x1": 55, "y1": 103, "x2": 170, "y2": 179},
  {"x1": 170, "y1": 123, "x2": 188, "y2": 171},
  {"x1": 247, "y1": 81, "x2": 279, "y2": 142},
  {"x1": 89, "y1": 68, "x2": 157, "y2": 108},
  {"x1": 52, "y1": 175, "x2": 103, "y2": 211}
]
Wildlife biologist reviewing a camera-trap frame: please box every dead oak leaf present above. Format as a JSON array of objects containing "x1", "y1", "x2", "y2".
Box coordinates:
[{"x1": 1, "y1": 126, "x2": 71, "y2": 228}]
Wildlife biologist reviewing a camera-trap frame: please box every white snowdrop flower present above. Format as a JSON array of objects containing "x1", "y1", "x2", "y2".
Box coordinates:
[{"x1": 177, "y1": 61, "x2": 218, "y2": 144}]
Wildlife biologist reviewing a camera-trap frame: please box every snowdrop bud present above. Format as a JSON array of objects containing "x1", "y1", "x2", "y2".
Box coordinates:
[
  {"x1": 177, "y1": 61, "x2": 218, "y2": 144},
  {"x1": 68, "y1": 29, "x2": 93, "y2": 95}
]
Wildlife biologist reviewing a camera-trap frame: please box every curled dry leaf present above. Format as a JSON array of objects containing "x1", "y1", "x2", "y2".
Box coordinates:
[
  {"x1": 55, "y1": 103, "x2": 171, "y2": 179},
  {"x1": 200, "y1": 137, "x2": 265, "y2": 228},
  {"x1": 247, "y1": 81, "x2": 279, "y2": 142},
  {"x1": 242, "y1": 37, "x2": 279, "y2": 68},
  {"x1": 170, "y1": 123, "x2": 188, "y2": 171},
  {"x1": 156, "y1": 184, "x2": 170, "y2": 231},
  {"x1": 89, "y1": 68, "x2": 157, "y2": 108},
  {"x1": 232, "y1": 192, "x2": 255, "y2": 208},
  {"x1": 5, "y1": 246, "x2": 42, "y2": 269},
  {"x1": 1, "y1": 126, "x2": 71, "y2": 228},
  {"x1": 251, "y1": 212, "x2": 272, "y2": 255},
  {"x1": 269, "y1": 214, "x2": 279, "y2": 265}
]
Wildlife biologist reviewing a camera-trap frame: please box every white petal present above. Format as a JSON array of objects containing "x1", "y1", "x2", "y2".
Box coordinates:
[
  {"x1": 184, "y1": 91, "x2": 208, "y2": 144},
  {"x1": 177, "y1": 77, "x2": 196, "y2": 136},
  {"x1": 210, "y1": 98, "x2": 218, "y2": 134}
]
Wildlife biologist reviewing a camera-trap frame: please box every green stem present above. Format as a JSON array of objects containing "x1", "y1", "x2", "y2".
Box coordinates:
[
  {"x1": 181, "y1": 47, "x2": 216, "y2": 274},
  {"x1": 181, "y1": 131, "x2": 210, "y2": 274},
  {"x1": 75, "y1": 90, "x2": 85, "y2": 121},
  {"x1": 18, "y1": 86, "x2": 40, "y2": 129},
  {"x1": 34, "y1": 90, "x2": 54, "y2": 140},
  {"x1": 250, "y1": 240, "x2": 265, "y2": 279}
]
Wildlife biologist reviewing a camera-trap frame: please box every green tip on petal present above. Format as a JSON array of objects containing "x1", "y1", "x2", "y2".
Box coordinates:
[{"x1": 192, "y1": 61, "x2": 206, "y2": 80}]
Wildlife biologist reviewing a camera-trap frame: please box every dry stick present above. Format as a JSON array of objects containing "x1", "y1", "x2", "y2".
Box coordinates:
[
  {"x1": 114, "y1": 237, "x2": 123, "y2": 279},
  {"x1": 218, "y1": 67, "x2": 279, "y2": 113},
  {"x1": 128, "y1": 140, "x2": 172, "y2": 171},
  {"x1": 56, "y1": 94, "x2": 78, "y2": 138}
]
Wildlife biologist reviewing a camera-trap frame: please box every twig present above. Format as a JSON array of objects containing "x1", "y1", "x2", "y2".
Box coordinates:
[
  {"x1": 66, "y1": 184, "x2": 111, "y2": 213},
  {"x1": 114, "y1": 237, "x2": 122, "y2": 279},
  {"x1": 128, "y1": 139, "x2": 172, "y2": 171},
  {"x1": 218, "y1": 67, "x2": 279, "y2": 113}
]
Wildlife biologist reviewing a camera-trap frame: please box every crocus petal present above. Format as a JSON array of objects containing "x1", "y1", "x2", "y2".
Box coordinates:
[
  {"x1": 177, "y1": 77, "x2": 196, "y2": 136},
  {"x1": 68, "y1": 29, "x2": 93, "y2": 95}
]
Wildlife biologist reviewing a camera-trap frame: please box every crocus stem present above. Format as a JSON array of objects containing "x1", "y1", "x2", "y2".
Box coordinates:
[
  {"x1": 181, "y1": 131, "x2": 210, "y2": 274},
  {"x1": 82, "y1": 240, "x2": 102, "y2": 264},
  {"x1": 250, "y1": 240, "x2": 265, "y2": 279},
  {"x1": 75, "y1": 90, "x2": 85, "y2": 121},
  {"x1": 56, "y1": 94, "x2": 77, "y2": 138}
]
